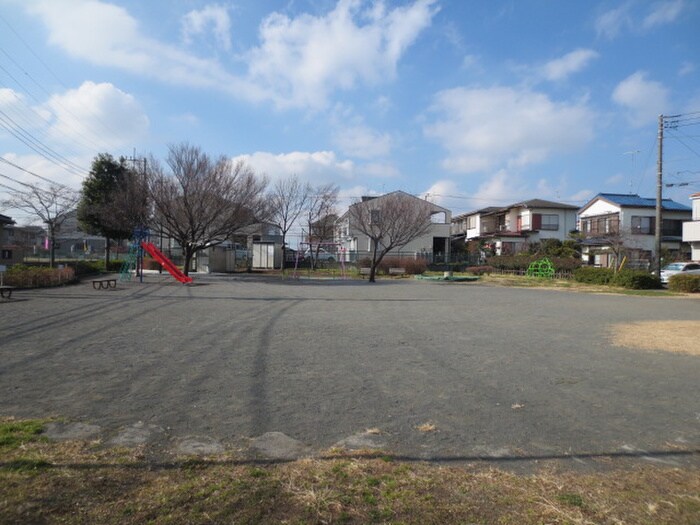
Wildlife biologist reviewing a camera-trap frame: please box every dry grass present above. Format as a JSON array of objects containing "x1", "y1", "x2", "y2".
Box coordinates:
[
  {"x1": 610, "y1": 320, "x2": 700, "y2": 355},
  {"x1": 416, "y1": 422, "x2": 437, "y2": 433},
  {"x1": 2, "y1": 419, "x2": 700, "y2": 524}
]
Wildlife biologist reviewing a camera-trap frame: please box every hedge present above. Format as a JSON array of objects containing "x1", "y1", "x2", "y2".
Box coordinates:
[
  {"x1": 3, "y1": 264, "x2": 77, "y2": 288},
  {"x1": 668, "y1": 274, "x2": 700, "y2": 293},
  {"x1": 487, "y1": 255, "x2": 582, "y2": 272},
  {"x1": 572, "y1": 267, "x2": 661, "y2": 289}
]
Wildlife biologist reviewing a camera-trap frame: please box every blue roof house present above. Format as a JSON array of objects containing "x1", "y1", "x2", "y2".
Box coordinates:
[{"x1": 578, "y1": 193, "x2": 692, "y2": 269}]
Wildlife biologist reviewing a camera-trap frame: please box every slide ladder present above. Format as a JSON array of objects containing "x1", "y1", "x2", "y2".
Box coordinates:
[{"x1": 141, "y1": 241, "x2": 193, "y2": 284}]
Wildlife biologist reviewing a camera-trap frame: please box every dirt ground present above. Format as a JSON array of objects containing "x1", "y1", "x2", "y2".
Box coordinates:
[{"x1": 1, "y1": 274, "x2": 699, "y2": 471}]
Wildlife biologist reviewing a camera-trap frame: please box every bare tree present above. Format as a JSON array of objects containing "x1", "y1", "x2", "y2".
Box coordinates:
[
  {"x1": 148, "y1": 143, "x2": 267, "y2": 276},
  {"x1": 2, "y1": 182, "x2": 79, "y2": 267},
  {"x1": 349, "y1": 191, "x2": 433, "y2": 282},
  {"x1": 269, "y1": 175, "x2": 311, "y2": 270},
  {"x1": 306, "y1": 183, "x2": 338, "y2": 269}
]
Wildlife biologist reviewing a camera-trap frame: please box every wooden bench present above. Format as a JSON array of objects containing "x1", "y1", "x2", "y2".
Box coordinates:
[
  {"x1": 360, "y1": 267, "x2": 371, "y2": 278},
  {"x1": 389, "y1": 267, "x2": 406, "y2": 276},
  {"x1": 0, "y1": 285, "x2": 16, "y2": 299},
  {"x1": 92, "y1": 279, "x2": 117, "y2": 290}
]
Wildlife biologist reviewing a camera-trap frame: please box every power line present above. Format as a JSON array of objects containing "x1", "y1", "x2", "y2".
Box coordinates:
[
  {"x1": 0, "y1": 157, "x2": 71, "y2": 188},
  {"x1": 0, "y1": 110, "x2": 86, "y2": 176}
]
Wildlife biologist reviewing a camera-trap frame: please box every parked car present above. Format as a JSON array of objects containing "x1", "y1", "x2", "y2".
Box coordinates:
[
  {"x1": 304, "y1": 248, "x2": 336, "y2": 262},
  {"x1": 659, "y1": 262, "x2": 700, "y2": 284}
]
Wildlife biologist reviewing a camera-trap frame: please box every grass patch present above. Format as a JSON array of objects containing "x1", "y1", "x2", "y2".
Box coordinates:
[
  {"x1": 0, "y1": 418, "x2": 46, "y2": 451},
  {"x1": 1, "y1": 419, "x2": 699, "y2": 524}
]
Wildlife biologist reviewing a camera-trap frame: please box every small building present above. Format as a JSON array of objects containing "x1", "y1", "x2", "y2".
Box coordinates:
[
  {"x1": 682, "y1": 192, "x2": 700, "y2": 260},
  {"x1": 578, "y1": 193, "x2": 691, "y2": 268}
]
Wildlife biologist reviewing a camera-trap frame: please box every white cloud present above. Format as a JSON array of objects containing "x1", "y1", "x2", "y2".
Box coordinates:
[
  {"x1": 246, "y1": 0, "x2": 439, "y2": 109},
  {"x1": 424, "y1": 86, "x2": 596, "y2": 174},
  {"x1": 612, "y1": 71, "x2": 669, "y2": 127},
  {"x1": 45, "y1": 81, "x2": 149, "y2": 149},
  {"x1": 0, "y1": 152, "x2": 86, "y2": 195},
  {"x1": 25, "y1": 0, "x2": 437, "y2": 110},
  {"x1": 26, "y1": 0, "x2": 259, "y2": 100},
  {"x1": 595, "y1": 3, "x2": 632, "y2": 39},
  {"x1": 358, "y1": 162, "x2": 400, "y2": 178},
  {"x1": 333, "y1": 124, "x2": 392, "y2": 159},
  {"x1": 569, "y1": 189, "x2": 594, "y2": 203},
  {"x1": 605, "y1": 173, "x2": 625, "y2": 185},
  {"x1": 231, "y1": 150, "x2": 354, "y2": 184},
  {"x1": 542, "y1": 48, "x2": 599, "y2": 82},
  {"x1": 642, "y1": 0, "x2": 685, "y2": 29},
  {"x1": 470, "y1": 170, "x2": 531, "y2": 206},
  {"x1": 421, "y1": 179, "x2": 458, "y2": 207},
  {"x1": 182, "y1": 4, "x2": 232, "y2": 51}
]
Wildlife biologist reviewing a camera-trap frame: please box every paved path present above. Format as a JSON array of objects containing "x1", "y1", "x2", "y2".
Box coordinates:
[{"x1": 1, "y1": 275, "x2": 699, "y2": 469}]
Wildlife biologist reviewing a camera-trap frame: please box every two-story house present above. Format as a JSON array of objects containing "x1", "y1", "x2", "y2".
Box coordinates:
[
  {"x1": 682, "y1": 192, "x2": 700, "y2": 260},
  {"x1": 336, "y1": 191, "x2": 452, "y2": 263},
  {"x1": 451, "y1": 199, "x2": 578, "y2": 256},
  {"x1": 0, "y1": 213, "x2": 17, "y2": 264},
  {"x1": 578, "y1": 193, "x2": 691, "y2": 268}
]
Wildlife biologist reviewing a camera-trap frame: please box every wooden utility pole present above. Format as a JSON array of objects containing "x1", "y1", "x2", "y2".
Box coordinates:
[{"x1": 655, "y1": 114, "x2": 663, "y2": 278}]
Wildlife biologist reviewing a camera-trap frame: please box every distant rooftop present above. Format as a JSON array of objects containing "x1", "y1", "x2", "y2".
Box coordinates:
[{"x1": 592, "y1": 193, "x2": 691, "y2": 212}]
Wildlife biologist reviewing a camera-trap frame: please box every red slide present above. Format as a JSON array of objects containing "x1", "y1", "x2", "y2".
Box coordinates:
[{"x1": 141, "y1": 241, "x2": 193, "y2": 284}]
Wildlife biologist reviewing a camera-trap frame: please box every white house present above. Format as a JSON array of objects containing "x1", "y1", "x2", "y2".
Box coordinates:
[
  {"x1": 451, "y1": 199, "x2": 578, "y2": 256},
  {"x1": 336, "y1": 191, "x2": 452, "y2": 263},
  {"x1": 578, "y1": 193, "x2": 691, "y2": 268},
  {"x1": 682, "y1": 192, "x2": 700, "y2": 260}
]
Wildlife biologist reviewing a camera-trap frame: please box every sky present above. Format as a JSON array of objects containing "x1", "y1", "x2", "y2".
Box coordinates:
[{"x1": 1, "y1": 0, "x2": 699, "y2": 238}]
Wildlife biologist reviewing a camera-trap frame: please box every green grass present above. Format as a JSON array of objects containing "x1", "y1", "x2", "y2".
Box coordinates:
[{"x1": 0, "y1": 419, "x2": 46, "y2": 451}]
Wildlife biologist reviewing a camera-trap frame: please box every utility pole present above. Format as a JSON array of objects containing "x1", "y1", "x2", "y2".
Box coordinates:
[{"x1": 654, "y1": 114, "x2": 663, "y2": 278}]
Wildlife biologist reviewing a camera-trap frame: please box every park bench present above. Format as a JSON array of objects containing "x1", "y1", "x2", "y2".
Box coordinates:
[
  {"x1": 0, "y1": 285, "x2": 16, "y2": 299},
  {"x1": 389, "y1": 267, "x2": 406, "y2": 276},
  {"x1": 360, "y1": 267, "x2": 371, "y2": 278},
  {"x1": 92, "y1": 278, "x2": 117, "y2": 290}
]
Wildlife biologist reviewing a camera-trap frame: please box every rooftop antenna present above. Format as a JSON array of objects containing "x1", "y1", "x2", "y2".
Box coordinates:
[{"x1": 623, "y1": 150, "x2": 639, "y2": 194}]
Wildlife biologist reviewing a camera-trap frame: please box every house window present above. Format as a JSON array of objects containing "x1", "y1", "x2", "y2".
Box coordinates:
[
  {"x1": 370, "y1": 209, "x2": 381, "y2": 225},
  {"x1": 467, "y1": 216, "x2": 476, "y2": 229},
  {"x1": 631, "y1": 216, "x2": 654, "y2": 235},
  {"x1": 541, "y1": 214, "x2": 559, "y2": 230},
  {"x1": 1, "y1": 249, "x2": 11, "y2": 260},
  {"x1": 518, "y1": 214, "x2": 530, "y2": 231}
]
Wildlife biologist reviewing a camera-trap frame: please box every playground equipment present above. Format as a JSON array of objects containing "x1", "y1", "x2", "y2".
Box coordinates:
[
  {"x1": 291, "y1": 242, "x2": 347, "y2": 279},
  {"x1": 526, "y1": 257, "x2": 556, "y2": 278},
  {"x1": 119, "y1": 226, "x2": 192, "y2": 284},
  {"x1": 141, "y1": 241, "x2": 192, "y2": 284}
]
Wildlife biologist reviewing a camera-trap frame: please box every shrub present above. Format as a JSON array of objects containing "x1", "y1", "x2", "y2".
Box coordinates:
[
  {"x1": 143, "y1": 257, "x2": 161, "y2": 271},
  {"x1": 613, "y1": 270, "x2": 661, "y2": 290},
  {"x1": 377, "y1": 256, "x2": 428, "y2": 275},
  {"x1": 573, "y1": 267, "x2": 661, "y2": 289},
  {"x1": 573, "y1": 266, "x2": 615, "y2": 284},
  {"x1": 4, "y1": 264, "x2": 76, "y2": 288},
  {"x1": 489, "y1": 255, "x2": 582, "y2": 272},
  {"x1": 668, "y1": 274, "x2": 700, "y2": 293}
]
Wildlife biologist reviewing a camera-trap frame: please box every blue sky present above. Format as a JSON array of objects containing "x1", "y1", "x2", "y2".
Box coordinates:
[{"x1": 1, "y1": 0, "x2": 699, "y2": 231}]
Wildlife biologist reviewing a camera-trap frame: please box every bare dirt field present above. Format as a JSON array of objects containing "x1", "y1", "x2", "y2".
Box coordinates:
[{"x1": 1, "y1": 274, "x2": 699, "y2": 470}]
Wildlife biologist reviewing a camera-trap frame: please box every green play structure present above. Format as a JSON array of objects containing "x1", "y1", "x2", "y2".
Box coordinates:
[{"x1": 526, "y1": 257, "x2": 556, "y2": 278}]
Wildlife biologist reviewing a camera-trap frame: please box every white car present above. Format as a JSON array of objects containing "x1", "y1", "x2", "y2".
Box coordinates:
[
  {"x1": 659, "y1": 262, "x2": 700, "y2": 284},
  {"x1": 304, "y1": 248, "x2": 336, "y2": 262}
]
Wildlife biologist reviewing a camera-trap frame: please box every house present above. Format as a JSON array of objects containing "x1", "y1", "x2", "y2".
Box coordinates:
[
  {"x1": 0, "y1": 213, "x2": 18, "y2": 264},
  {"x1": 682, "y1": 192, "x2": 700, "y2": 260},
  {"x1": 451, "y1": 199, "x2": 579, "y2": 256},
  {"x1": 335, "y1": 191, "x2": 452, "y2": 263},
  {"x1": 578, "y1": 193, "x2": 691, "y2": 268}
]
